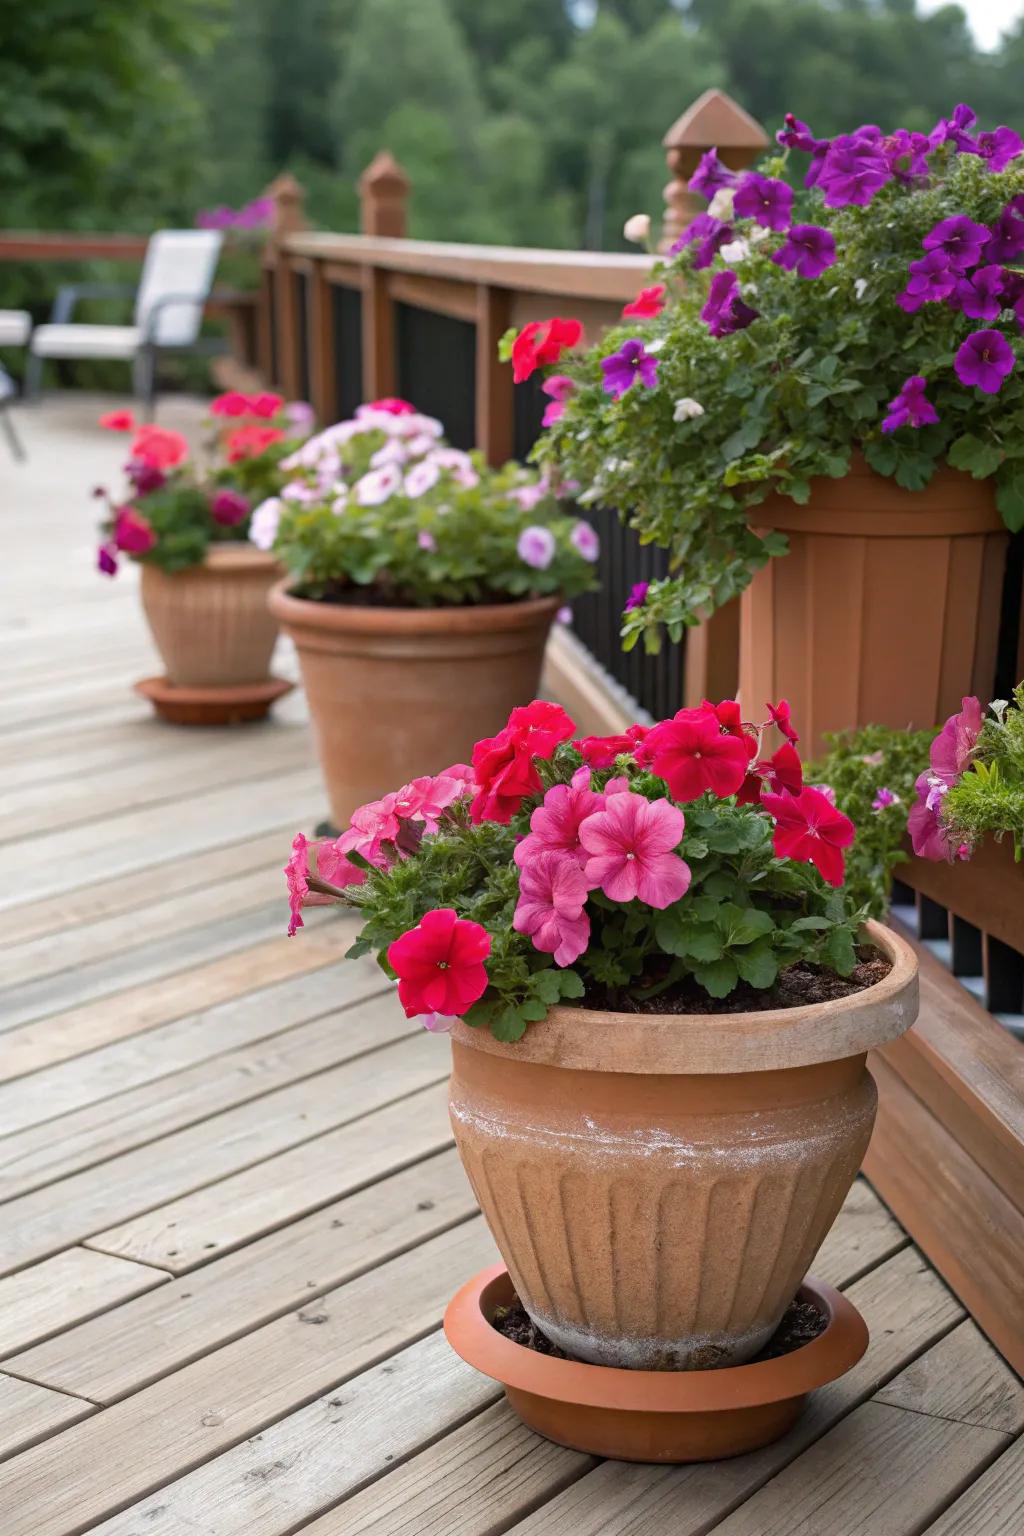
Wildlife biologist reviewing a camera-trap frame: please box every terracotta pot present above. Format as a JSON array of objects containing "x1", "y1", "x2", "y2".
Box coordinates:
[
  {"x1": 268, "y1": 584, "x2": 558, "y2": 828},
  {"x1": 445, "y1": 1264, "x2": 868, "y2": 1462},
  {"x1": 739, "y1": 456, "x2": 1006, "y2": 757},
  {"x1": 140, "y1": 546, "x2": 282, "y2": 689},
  {"x1": 449, "y1": 919, "x2": 917, "y2": 1372}
]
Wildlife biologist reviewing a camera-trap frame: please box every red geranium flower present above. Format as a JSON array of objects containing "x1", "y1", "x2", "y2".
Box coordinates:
[
  {"x1": 470, "y1": 700, "x2": 576, "y2": 824},
  {"x1": 225, "y1": 425, "x2": 286, "y2": 462},
  {"x1": 622, "y1": 284, "x2": 666, "y2": 319},
  {"x1": 369, "y1": 397, "x2": 416, "y2": 414},
  {"x1": 387, "y1": 907, "x2": 491, "y2": 1017},
  {"x1": 762, "y1": 786, "x2": 855, "y2": 886},
  {"x1": 646, "y1": 707, "x2": 751, "y2": 801},
  {"x1": 210, "y1": 391, "x2": 252, "y2": 418},
  {"x1": 511, "y1": 318, "x2": 583, "y2": 384},
  {"x1": 247, "y1": 392, "x2": 285, "y2": 418},
  {"x1": 99, "y1": 409, "x2": 136, "y2": 432},
  {"x1": 574, "y1": 733, "x2": 636, "y2": 768},
  {"x1": 767, "y1": 699, "x2": 799, "y2": 745},
  {"x1": 737, "y1": 742, "x2": 804, "y2": 804},
  {"x1": 131, "y1": 425, "x2": 188, "y2": 470}
]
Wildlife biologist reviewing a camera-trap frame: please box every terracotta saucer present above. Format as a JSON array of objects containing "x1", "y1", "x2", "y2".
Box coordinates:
[
  {"x1": 134, "y1": 675, "x2": 294, "y2": 726},
  {"x1": 444, "y1": 1265, "x2": 868, "y2": 1463}
]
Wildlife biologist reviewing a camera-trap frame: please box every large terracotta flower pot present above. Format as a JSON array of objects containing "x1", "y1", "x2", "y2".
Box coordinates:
[
  {"x1": 739, "y1": 457, "x2": 1006, "y2": 758},
  {"x1": 449, "y1": 919, "x2": 917, "y2": 1371},
  {"x1": 140, "y1": 546, "x2": 282, "y2": 688},
  {"x1": 268, "y1": 584, "x2": 559, "y2": 828}
]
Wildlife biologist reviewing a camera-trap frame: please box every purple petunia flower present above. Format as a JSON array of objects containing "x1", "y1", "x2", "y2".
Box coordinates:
[
  {"x1": 976, "y1": 126, "x2": 1024, "y2": 173},
  {"x1": 625, "y1": 581, "x2": 649, "y2": 611},
  {"x1": 951, "y1": 265, "x2": 1005, "y2": 322},
  {"x1": 776, "y1": 112, "x2": 818, "y2": 153},
  {"x1": 97, "y1": 543, "x2": 118, "y2": 576},
  {"x1": 672, "y1": 213, "x2": 733, "y2": 269},
  {"x1": 883, "y1": 128, "x2": 931, "y2": 181},
  {"x1": 929, "y1": 103, "x2": 978, "y2": 154},
  {"x1": 897, "y1": 251, "x2": 957, "y2": 312},
  {"x1": 689, "y1": 148, "x2": 737, "y2": 199},
  {"x1": 923, "y1": 216, "x2": 991, "y2": 273},
  {"x1": 125, "y1": 458, "x2": 166, "y2": 495},
  {"x1": 817, "y1": 133, "x2": 893, "y2": 208},
  {"x1": 881, "y1": 375, "x2": 939, "y2": 433},
  {"x1": 986, "y1": 197, "x2": 1024, "y2": 262},
  {"x1": 872, "y1": 787, "x2": 900, "y2": 812},
  {"x1": 770, "y1": 224, "x2": 836, "y2": 279},
  {"x1": 701, "y1": 271, "x2": 759, "y2": 338},
  {"x1": 732, "y1": 172, "x2": 793, "y2": 232},
  {"x1": 600, "y1": 339, "x2": 659, "y2": 399},
  {"x1": 954, "y1": 330, "x2": 1016, "y2": 393}
]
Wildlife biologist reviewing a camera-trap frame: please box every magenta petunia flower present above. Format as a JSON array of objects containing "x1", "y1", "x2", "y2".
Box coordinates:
[
  {"x1": 600, "y1": 339, "x2": 659, "y2": 399},
  {"x1": 897, "y1": 251, "x2": 957, "y2": 312},
  {"x1": 210, "y1": 489, "x2": 250, "y2": 526},
  {"x1": 770, "y1": 224, "x2": 836, "y2": 279},
  {"x1": 689, "y1": 148, "x2": 737, "y2": 199},
  {"x1": 817, "y1": 133, "x2": 892, "y2": 208},
  {"x1": 97, "y1": 543, "x2": 118, "y2": 576},
  {"x1": 986, "y1": 196, "x2": 1024, "y2": 262},
  {"x1": 872, "y1": 787, "x2": 900, "y2": 812},
  {"x1": 922, "y1": 216, "x2": 991, "y2": 273},
  {"x1": 733, "y1": 172, "x2": 793, "y2": 232},
  {"x1": 881, "y1": 375, "x2": 939, "y2": 433},
  {"x1": 578, "y1": 791, "x2": 690, "y2": 908},
  {"x1": 908, "y1": 771, "x2": 954, "y2": 860},
  {"x1": 700, "y1": 271, "x2": 759, "y2": 338},
  {"x1": 884, "y1": 129, "x2": 931, "y2": 181},
  {"x1": 671, "y1": 213, "x2": 733, "y2": 269},
  {"x1": 951, "y1": 264, "x2": 1005, "y2": 322},
  {"x1": 515, "y1": 774, "x2": 605, "y2": 869},
  {"x1": 954, "y1": 329, "x2": 1016, "y2": 393},
  {"x1": 541, "y1": 374, "x2": 574, "y2": 426},
  {"x1": 929, "y1": 103, "x2": 978, "y2": 154},
  {"x1": 513, "y1": 850, "x2": 591, "y2": 966},
  {"x1": 762, "y1": 786, "x2": 855, "y2": 887},
  {"x1": 930, "y1": 695, "x2": 984, "y2": 786},
  {"x1": 976, "y1": 126, "x2": 1024, "y2": 173},
  {"x1": 624, "y1": 580, "x2": 649, "y2": 611},
  {"x1": 517, "y1": 525, "x2": 556, "y2": 569}
]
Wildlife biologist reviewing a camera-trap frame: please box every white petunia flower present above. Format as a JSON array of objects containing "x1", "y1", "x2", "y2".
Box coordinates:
[
  {"x1": 404, "y1": 459, "x2": 441, "y2": 498},
  {"x1": 354, "y1": 463, "x2": 403, "y2": 506},
  {"x1": 673, "y1": 397, "x2": 705, "y2": 421},
  {"x1": 720, "y1": 238, "x2": 750, "y2": 265},
  {"x1": 707, "y1": 188, "x2": 735, "y2": 222},
  {"x1": 623, "y1": 213, "x2": 651, "y2": 244},
  {"x1": 248, "y1": 498, "x2": 282, "y2": 551}
]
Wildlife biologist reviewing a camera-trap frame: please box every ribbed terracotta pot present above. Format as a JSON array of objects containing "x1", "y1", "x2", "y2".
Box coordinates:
[
  {"x1": 739, "y1": 456, "x2": 1006, "y2": 758},
  {"x1": 268, "y1": 584, "x2": 559, "y2": 828},
  {"x1": 140, "y1": 545, "x2": 282, "y2": 688},
  {"x1": 449, "y1": 920, "x2": 918, "y2": 1372}
]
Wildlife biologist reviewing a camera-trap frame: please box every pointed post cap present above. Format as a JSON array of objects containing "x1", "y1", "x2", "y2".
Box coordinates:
[
  {"x1": 263, "y1": 173, "x2": 307, "y2": 238},
  {"x1": 662, "y1": 88, "x2": 770, "y2": 156},
  {"x1": 359, "y1": 151, "x2": 411, "y2": 198}
]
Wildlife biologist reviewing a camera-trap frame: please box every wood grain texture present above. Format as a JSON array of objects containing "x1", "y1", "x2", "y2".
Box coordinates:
[
  {"x1": 0, "y1": 1374, "x2": 93, "y2": 1462},
  {"x1": 921, "y1": 1436, "x2": 1024, "y2": 1536},
  {"x1": 0, "y1": 1249, "x2": 166, "y2": 1357}
]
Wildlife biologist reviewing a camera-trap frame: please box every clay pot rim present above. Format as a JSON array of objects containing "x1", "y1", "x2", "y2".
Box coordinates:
[
  {"x1": 451, "y1": 918, "x2": 918, "y2": 1075},
  {"x1": 145, "y1": 544, "x2": 280, "y2": 575},
  {"x1": 445, "y1": 1264, "x2": 867, "y2": 1412},
  {"x1": 268, "y1": 579, "x2": 561, "y2": 636}
]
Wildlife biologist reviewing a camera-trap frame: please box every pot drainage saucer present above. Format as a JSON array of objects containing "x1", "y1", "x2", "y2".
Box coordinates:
[
  {"x1": 135, "y1": 675, "x2": 294, "y2": 726},
  {"x1": 444, "y1": 1264, "x2": 867, "y2": 1463}
]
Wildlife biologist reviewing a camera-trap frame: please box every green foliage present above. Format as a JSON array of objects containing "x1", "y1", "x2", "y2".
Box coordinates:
[
  {"x1": 943, "y1": 684, "x2": 1024, "y2": 856},
  {"x1": 271, "y1": 418, "x2": 598, "y2": 607},
  {"x1": 538, "y1": 146, "x2": 1024, "y2": 645},
  {"x1": 809, "y1": 725, "x2": 933, "y2": 916},
  {"x1": 343, "y1": 743, "x2": 866, "y2": 1039}
]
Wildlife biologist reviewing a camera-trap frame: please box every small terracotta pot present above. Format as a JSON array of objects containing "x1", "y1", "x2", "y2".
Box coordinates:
[
  {"x1": 445, "y1": 1264, "x2": 868, "y2": 1462},
  {"x1": 268, "y1": 584, "x2": 558, "y2": 828},
  {"x1": 739, "y1": 455, "x2": 1006, "y2": 757},
  {"x1": 140, "y1": 546, "x2": 282, "y2": 689},
  {"x1": 449, "y1": 920, "x2": 917, "y2": 1372}
]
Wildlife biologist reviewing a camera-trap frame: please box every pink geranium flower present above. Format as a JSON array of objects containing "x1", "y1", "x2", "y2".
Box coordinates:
[
  {"x1": 513, "y1": 851, "x2": 591, "y2": 966},
  {"x1": 762, "y1": 786, "x2": 855, "y2": 886},
  {"x1": 514, "y1": 773, "x2": 605, "y2": 869},
  {"x1": 113, "y1": 505, "x2": 156, "y2": 554},
  {"x1": 578, "y1": 791, "x2": 690, "y2": 907}
]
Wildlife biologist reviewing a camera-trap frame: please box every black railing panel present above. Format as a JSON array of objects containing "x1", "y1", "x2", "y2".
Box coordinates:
[
  {"x1": 395, "y1": 304, "x2": 475, "y2": 449},
  {"x1": 330, "y1": 284, "x2": 364, "y2": 423},
  {"x1": 293, "y1": 271, "x2": 310, "y2": 406}
]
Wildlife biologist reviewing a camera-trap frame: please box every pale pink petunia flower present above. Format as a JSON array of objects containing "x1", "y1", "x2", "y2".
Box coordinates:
[
  {"x1": 416, "y1": 1011, "x2": 458, "y2": 1032},
  {"x1": 513, "y1": 851, "x2": 591, "y2": 966},
  {"x1": 578, "y1": 791, "x2": 690, "y2": 907},
  {"x1": 570, "y1": 520, "x2": 600, "y2": 561},
  {"x1": 405, "y1": 459, "x2": 442, "y2": 498},
  {"x1": 517, "y1": 525, "x2": 556, "y2": 569},
  {"x1": 417, "y1": 529, "x2": 437, "y2": 551},
  {"x1": 511, "y1": 482, "x2": 546, "y2": 512},
  {"x1": 355, "y1": 463, "x2": 403, "y2": 506},
  {"x1": 514, "y1": 776, "x2": 605, "y2": 869}
]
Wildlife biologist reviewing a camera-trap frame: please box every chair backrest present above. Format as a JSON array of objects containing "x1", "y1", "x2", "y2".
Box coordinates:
[{"x1": 134, "y1": 230, "x2": 223, "y2": 347}]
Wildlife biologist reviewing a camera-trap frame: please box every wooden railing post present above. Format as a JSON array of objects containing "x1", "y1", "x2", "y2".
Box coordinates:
[
  {"x1": 357, "y1": 152, "x2": 410, "y2": 400},
  {"x1": 475, "y1": 286, "x2": 514, "y2": 467},
  {"x1": 260, "y1": 172, "x2": 307, "y2": 395},
  {"x1": 660, "y1": 88, "x2": 769, "y2": 252}
]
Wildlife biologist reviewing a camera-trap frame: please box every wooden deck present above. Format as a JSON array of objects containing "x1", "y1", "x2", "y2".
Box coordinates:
[{"x1": 1, "y1": 395, "x2": 1023, "y2": 1535}]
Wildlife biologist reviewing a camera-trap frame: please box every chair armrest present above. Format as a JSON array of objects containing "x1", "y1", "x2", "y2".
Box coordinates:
[
  {"x1": 49, "y1": 282, "x2": 135, "y2": 324},
  {"x1": 140, "y1": 292, "x2": 213, "y2": 345}
]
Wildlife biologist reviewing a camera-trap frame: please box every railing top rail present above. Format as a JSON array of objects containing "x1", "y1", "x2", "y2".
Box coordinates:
[
  {"x1": 0, "y1": 232, "x2": 150, "y2": 260},
  {"x1": 281, "y1": 232, "x2": 654, "y2": 302}
]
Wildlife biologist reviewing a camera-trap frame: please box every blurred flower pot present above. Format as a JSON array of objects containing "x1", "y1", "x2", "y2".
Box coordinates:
[
  {"x1": 740, "y1": 456, "x2": 1006, "y2": 758},
  {"x1": 448, "y1": 919, "x2": 917, "y2": 1371},
  {"x1": 140, "y1": 546, "x2": 282, "y2": 689},
  {"x1": 268, "y1": 584, "x2": 559, "y2": 828}
]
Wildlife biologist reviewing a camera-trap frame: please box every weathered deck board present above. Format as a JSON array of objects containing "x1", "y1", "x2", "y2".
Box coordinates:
[{"x1": 1, "y1": 396, "x2": 1018, "y2": 1536}]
